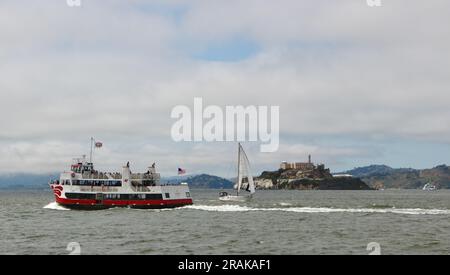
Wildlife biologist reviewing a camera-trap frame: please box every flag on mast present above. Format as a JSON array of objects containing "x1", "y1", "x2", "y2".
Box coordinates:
[
  {"x1": 90, "y1": 138, "x2": 102, "y2": 163},
  {"x1": 178, "y1": 168, "x2": 186, "y2": 175}
]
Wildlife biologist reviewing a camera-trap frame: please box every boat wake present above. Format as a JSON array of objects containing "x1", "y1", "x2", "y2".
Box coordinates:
[
  {"x1": 182, "y1": 205, "x2": 450, "y2": 215},
  {"x1": 43, "y1": 202, "x2": 70, "y2": 211}
]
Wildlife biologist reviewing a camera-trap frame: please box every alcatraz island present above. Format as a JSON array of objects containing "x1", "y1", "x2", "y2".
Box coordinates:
[{"x1": 254, "y1": 155, "x2": 372, "y2": 190}]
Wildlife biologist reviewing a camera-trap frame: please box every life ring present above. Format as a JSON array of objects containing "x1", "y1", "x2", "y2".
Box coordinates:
[{"x1": 71, "y1": 173, "x2": 76, "y2": 178}]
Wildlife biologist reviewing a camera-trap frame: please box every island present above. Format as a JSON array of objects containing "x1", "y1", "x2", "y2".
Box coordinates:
[{"x1": 254, "y1": 156, "x2": 372, "y2": 190}]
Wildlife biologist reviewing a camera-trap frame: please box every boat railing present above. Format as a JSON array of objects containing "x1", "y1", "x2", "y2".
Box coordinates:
[
  {"x1": 130, "y1": 173, "x2": 161, "y2": 180},
  {"x1": 79, "y1": 172, "x2": 161, "y2": 180},
  {"x1": 129, "y1": 183, "x2": 184, "y2": 192},
  {"x1": 82, "y1": 172, "x2": 122, "y2": 180},
  {"x1": 80, "y1": 186, "x2": 120, "y2": 192}
]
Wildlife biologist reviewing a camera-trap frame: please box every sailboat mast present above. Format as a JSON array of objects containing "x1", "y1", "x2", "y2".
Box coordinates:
[
  {"x1": 236, "y1": 143, "x2": 241, "y2": 196},
  {"x1": 89, "y1": 137, "x2": 94, "y2": 163}
]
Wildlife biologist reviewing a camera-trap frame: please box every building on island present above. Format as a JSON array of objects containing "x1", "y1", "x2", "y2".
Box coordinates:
[{"x1": 280, "y1": 155, "x2": 315, "y2": 171}]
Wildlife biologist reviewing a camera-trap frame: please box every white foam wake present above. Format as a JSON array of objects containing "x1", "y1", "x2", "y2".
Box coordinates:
[
  {"x1": 43, "y1": 202, "x2": 70, "y2": 211},
  {"x1": 182, "y1": 205, "x2": 450, "y2": 215}
]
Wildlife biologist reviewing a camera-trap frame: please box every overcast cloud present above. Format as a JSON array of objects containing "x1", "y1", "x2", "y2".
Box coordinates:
[{"x1": 0, "y1": 0, "x2": 449, "y2": 176}]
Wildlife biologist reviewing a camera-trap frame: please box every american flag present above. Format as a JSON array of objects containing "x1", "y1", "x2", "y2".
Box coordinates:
[{"x1": 178, "y1": 168, "x2": 186, "y2": 175}]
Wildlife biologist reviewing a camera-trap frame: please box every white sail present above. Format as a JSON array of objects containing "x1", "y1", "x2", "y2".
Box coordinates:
[
  {"x1": 219, "y1": 143, "x2": 255, "y2": 201},
  {"x1": 237, "y1": 144, "x2": 255, "y2": 195}
]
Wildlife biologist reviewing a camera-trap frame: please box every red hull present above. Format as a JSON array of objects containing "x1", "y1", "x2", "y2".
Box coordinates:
[{"x1": 55, "y1": 196, "x2": 193, "y2": 210}]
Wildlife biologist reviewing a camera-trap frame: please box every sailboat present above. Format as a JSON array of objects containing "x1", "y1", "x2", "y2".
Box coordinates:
[{"x1": 219, "y1": 143, "x2": 256, "y2": 202}]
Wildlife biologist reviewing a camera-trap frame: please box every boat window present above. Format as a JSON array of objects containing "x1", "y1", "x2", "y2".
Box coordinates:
[
  {"x1": 70, "y1": 180, "x2": 122, "y2": 187},
  {"x1": 104, "y1": 194, "x2": 121, "y2": 200},
  {"x1": 146, "y1": 194, "x2": 163, "y2": 200},
  {"x1": 165, "y1": 193, "x2": 170, "y2": 198},
  {"x1": 65, "y1": 193, "x2": 96, "y2": 200},
  {"x1": 186, "y1": 192, "x2": 191, "y2": 198},
  {"x1": 119, "y1": 194, "x2": 129, "y2": 200},
  {"x1": 100, "y1": 194, "x2": 164, "y2": 200},
  {"x1": 129, "y1": 194, "x2": 142, "y2": 200}
]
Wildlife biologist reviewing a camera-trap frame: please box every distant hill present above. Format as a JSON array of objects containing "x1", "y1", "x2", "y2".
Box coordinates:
[
  {"x1": 0, "y1": 173, "x2": 57, "y2": 190},
  {"x1": 161, "y1": 174, "x2": 198, "y2": 184},
  {"x1": 341, "y1": 165, "x2": 395, "y2": 178},
  {"x1": 169, "y1": 174, "x2": 234, "y2": 189},
  {"x1": 343, "y1": 165, "x2": 450, "y2": 189}
]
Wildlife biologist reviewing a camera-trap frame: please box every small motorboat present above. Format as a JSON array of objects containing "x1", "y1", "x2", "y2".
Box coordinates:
[{"x1": 422, "y1": 183, "x2": 437, "y2": 191}]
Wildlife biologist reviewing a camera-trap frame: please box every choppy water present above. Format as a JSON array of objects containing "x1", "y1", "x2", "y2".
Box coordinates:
[{"x1": 1, "y1": 189, "x2": 449, "y2": 255}]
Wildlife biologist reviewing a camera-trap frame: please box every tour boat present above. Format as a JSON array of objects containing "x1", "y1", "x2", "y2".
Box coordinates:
[{"x1": 49, "y1": 142, "x2": 193, "y2": 210}]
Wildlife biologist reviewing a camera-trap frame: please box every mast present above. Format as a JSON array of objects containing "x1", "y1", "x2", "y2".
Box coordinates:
[
  {"x1": 89, "y1": 137, "x2": 94, "y2": 163},
  {"x1": 236, "y1": 143, "x2": 241, "y2": 196}
]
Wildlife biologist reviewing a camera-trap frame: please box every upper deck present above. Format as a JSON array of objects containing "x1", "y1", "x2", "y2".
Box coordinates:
[{"x1": 62, "y1": 159, "x2": 161, "y2": 186}]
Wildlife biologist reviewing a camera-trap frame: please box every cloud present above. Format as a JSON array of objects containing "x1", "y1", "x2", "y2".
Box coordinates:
[{"x1": 0, "y1": 0, "x2": 449, "y2": 174}]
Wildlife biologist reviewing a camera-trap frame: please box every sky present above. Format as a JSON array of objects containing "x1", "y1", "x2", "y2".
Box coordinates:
[{"x1": 0, "y1": 0, "x2": 449, "y2": 177}]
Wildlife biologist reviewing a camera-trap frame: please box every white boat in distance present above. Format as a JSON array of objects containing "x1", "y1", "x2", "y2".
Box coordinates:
[
  {"x1": 422, "y1": 183, "x2": 437, "y2": 191},
  {"x1": 219, "y1": 143, "x2": 256, "y2": 202}
]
